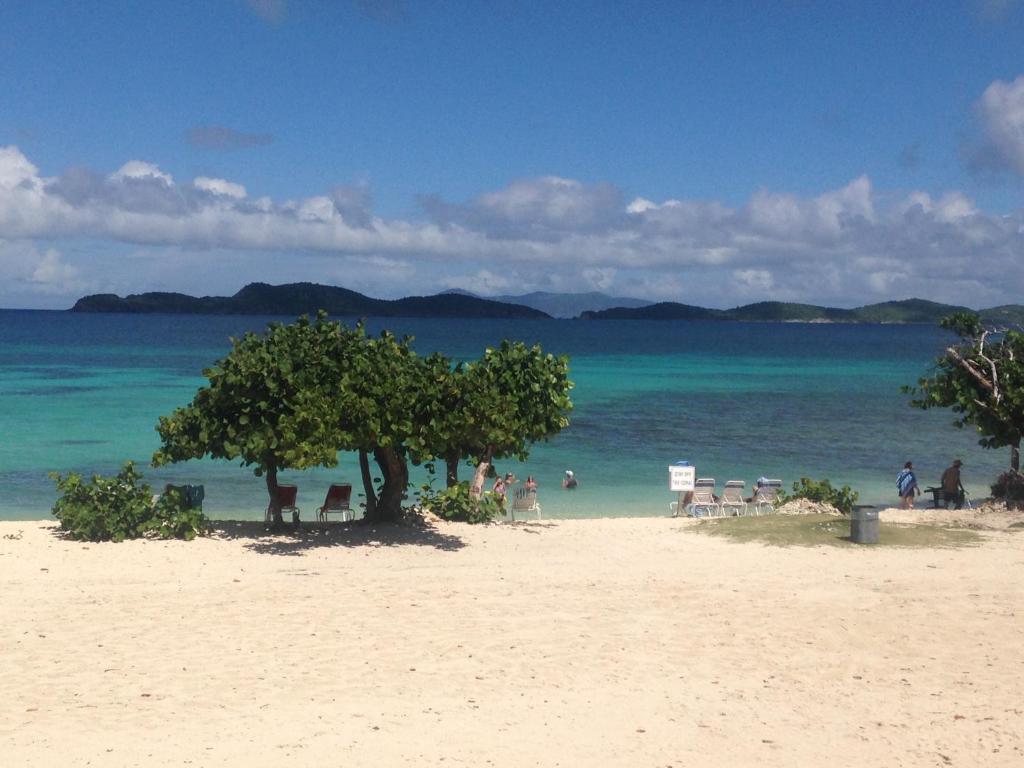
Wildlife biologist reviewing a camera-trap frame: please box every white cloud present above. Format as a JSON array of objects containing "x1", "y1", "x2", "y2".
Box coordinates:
[
  {"x1": 194, "y1": 176, "x2": 247, "y2": 198},
  {"x1": 110, "y1": 160, "x2": 173, "y2": 185},
  {"x1": 0, "y1": 241, "x2": 89, "y2": 303},
  {"x1": 0, "y1": 145, "x2": 39, "y2": 189},
  {"x1": 421, "y1": 176, "x2": 624, "y2": 240},
  {"x1": 976, "y1": 74, "x2": 1024, "y2": 175},
  {"x1": 1, "y1": 144, "x2": 1023, "y2": 310},
  {"x1": 626, "y1": 197, "x2": 658, "y2": 214},
  {"x1": 902, "y1": 191, "x2": 978, "y2": 223},
  {"x1": 580, "y1": 268, "x2": 616, "y2": 291},
  {"x1": 733, "y1": 269, "x2": 774, "y2": 292},
  {"x1": 30, "y1": 248, "x2": 81, "y2": 290},
  {"x1": 745, "y1": 176, "x2": 875, "y2": 241},
  {"x1": 440, "y1": 270, "x2": 515, "y2": 296}
]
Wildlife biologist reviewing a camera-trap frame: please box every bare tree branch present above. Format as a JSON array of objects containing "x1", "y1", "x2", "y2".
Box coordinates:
[{"x1": 946, "y1": 346, "x2": 997, "y2": 397}]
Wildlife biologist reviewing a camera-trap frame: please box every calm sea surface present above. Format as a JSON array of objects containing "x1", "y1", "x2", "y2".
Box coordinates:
[{"x1": 0, "y1": 309, "x2": 1009, "y2": 520}]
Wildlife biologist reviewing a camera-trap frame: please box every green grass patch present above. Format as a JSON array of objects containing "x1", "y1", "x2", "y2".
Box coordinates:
[{"x1": 687, "y1": 514, "x2": 982, "y2": 549}]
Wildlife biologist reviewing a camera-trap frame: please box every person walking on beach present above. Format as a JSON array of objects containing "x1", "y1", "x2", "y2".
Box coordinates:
[
  {"x1": 897, "y1": 461, "x2": 919, "y2": 509},
  {"x1": 562, "y1": 470, "x2": 578, "y2": 490},
  {"x1": 940, "y1": 459, "x2": 965, "y2": 509}
]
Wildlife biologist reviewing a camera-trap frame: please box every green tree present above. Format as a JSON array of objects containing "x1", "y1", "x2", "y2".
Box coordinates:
[
  {"x1": 456, "y1": 341, "x2": 573, "y2": 498},
  {"x1": 153, "y1": 313, "x2": 350, "y2": 528},
  {"x1": 153, "y1": 313, "x2": 573, "y2": 528},
  {"x1": 906, "y1": 312, "x2": 1024, "y2": 471},
  {"x1": 332, "y1": 330, "x2": 444, "y2": 523}
]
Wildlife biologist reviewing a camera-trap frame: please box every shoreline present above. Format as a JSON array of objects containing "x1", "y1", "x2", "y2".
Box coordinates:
[
  {"x1": 2, "y1": 494, "x2": 1004, "y2": 524},
  {"x1": 4, "y1": 515, "x2": 1023, "y2": 766}
]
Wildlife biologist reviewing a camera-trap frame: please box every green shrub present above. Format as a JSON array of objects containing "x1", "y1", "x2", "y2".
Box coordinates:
[
  {"x1": 50, "y1": 462, "x2": 156, "y2": 542},
  {"x1": 991, "y1": 470, "x2": 1024, "y2": 509},
  {"x1": 49, "y1": 462, "x2": 209, "y2": 542},
  {"x1": 780, "y1": 477, "x2": 859, "y2": 516},
  {"x1": 417, "y1": 481, "x2": 503, "y2": 524},
  {"x1": 152, "y1": 487, "x2": 210, "y2": 541}
]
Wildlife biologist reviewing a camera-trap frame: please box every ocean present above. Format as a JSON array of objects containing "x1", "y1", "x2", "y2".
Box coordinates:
[{"x1": 0, "y1": 309, "x2": 1009, "y2": 521}]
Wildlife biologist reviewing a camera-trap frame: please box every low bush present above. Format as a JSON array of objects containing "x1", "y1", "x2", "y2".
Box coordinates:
[
  {"x1": 991, "y1": 470, "x2": 1024, "y2": 509},
  {"x1": 50, "y1": 462, "x2": 209, "y2": 542},
  {"x1": 780, "y1": 477, "x2": 859, "y2": 516},
  {"x1": 152, "y1": 487, "x2": 210, "y2": 541},
  {"x1": 417, "y1": 481, "x2": 503, "y2": 524}
]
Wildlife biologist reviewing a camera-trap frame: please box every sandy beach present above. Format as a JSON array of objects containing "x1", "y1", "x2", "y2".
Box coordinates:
[{"x1": 2, "y1": 512, "x2": 1023, "y2": 767}]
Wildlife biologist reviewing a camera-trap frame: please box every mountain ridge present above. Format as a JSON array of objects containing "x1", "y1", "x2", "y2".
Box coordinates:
[
  {"x1": 71, "y1": 282, "x2": 550, "y2": 319},
  {"x1": 69, "y1": 284, "x2": 1024, "y2": 325},
  {"x1": 581, "y1": 298, "x2": 1024, "y2": 325}
]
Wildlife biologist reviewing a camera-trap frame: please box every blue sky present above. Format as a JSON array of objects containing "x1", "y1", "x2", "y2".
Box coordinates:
[{"x1": 1, "y1": 0, "x2": 1023, "y2": 309}]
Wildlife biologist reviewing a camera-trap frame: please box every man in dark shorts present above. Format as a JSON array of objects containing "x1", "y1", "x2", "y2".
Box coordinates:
[{"x1": 940, "y1": 459, "x2": 965, "y2": 509}]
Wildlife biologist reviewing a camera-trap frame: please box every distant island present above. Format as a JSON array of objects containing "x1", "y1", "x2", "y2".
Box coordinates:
[
  {"x1": 70, "y1": 283, "x2": 1024, "y2": 326},
  {"x1": 71, "y1": 282, "x2": 550, "y2": 319},
  {"x1": 488, "y1": 291, "x2": 652, "y2": 319},
  {"x1": 581, "y1": 298, "x2": 1024, "y2": 326}
]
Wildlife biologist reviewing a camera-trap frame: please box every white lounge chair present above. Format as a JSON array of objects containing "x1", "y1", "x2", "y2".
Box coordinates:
[
  {"x1": 509, "y1": 488, "x2": 541, "y2": 520},
  {"x1": 752, "y1": 479, "x2": 783, "y2": 515},
  {"x1": 686, "y1": 478, "x2": 721, "y2": 517},
  {"x1": 720, "y1": 480, "x2": 747, "y2": 516}
]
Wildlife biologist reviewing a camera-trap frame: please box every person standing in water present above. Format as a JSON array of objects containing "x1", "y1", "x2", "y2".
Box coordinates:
[{"x1": 562, "y1": 470, "x2": 578, "y2": 489}]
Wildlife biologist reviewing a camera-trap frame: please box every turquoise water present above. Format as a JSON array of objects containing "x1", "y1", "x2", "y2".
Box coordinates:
[{"x1": 0, "y1": 309, "x2": 1010, "y2": 520}]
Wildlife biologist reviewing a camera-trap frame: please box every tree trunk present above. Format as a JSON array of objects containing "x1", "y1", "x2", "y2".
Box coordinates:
[
  {"x1": 1012, "y1": 440, "x2": 1020, "y2": 472},
  {"x1": 359, "y1": 448, "x2": 377, "y2": 519},
  {"x1": 367, "y1": 446, "x2": 409, "y2": 523},
  {"x1": 469, "y1": 447, "x2": 494, "y2": 500},
  {"x1": 445, "y1": 449, "x2": 460, "y2": 488},
  {"x1": 265, "y1": 462, "x2": 284, "y2": 529}
]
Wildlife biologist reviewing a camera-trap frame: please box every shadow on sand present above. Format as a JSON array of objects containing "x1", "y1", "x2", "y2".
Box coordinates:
[
  {"x1": 208, "y1": 519, "x2": 467, "y2": 556},
  {"x1": 496, "y1": 519, "x2": 558, "y2": 535}
]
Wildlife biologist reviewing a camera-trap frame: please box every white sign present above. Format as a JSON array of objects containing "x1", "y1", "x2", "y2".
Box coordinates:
[{"x1": 668, "y1": 465, "x2": 695, "y2": 492}]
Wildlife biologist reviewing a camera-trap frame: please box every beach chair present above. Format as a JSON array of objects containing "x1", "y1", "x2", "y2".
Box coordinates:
[
  {"x1": 686, "y1": 478, "x2": 721, "y2": 517},
  {"x1": 720, "y1": 481, "x2": 747, "y2": 516},
  {"x1": 265, "y1": 484, "x2": 300, "y2": 528},
  {"x1": 317, "y1": 483, "x2": 353, "y2": 525},
  {"x1": 509, "y1": 488, "x2": 542, "y2": 521},
  {"x1": 160, "y1": 484, "x2": 204, "y2": 511},
  {"x1": 751, "y1": 479, "x2": 782, "y2": 515}
]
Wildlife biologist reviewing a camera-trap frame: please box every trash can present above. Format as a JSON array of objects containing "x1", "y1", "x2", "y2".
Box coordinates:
[{"x1": 850, "y1": 506, "x2": 879, "y2": 545}]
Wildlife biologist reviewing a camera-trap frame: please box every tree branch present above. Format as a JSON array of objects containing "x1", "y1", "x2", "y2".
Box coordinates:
[
  {"x1": 947, "y1": 346, "x2": 997, "y2": 398},
  {"x1": 976, "y1": 330, "x2": 1001, "y2": 402}
]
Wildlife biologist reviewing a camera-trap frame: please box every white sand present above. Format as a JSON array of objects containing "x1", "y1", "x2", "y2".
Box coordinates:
[{"x1": 2, "y1": 515, "x2": 1023, "y2": 767}]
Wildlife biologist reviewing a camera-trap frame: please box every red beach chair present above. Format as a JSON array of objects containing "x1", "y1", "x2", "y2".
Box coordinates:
[
  {"x1": 317, "y1": 483, "x2": 354, "y2": 525},
  {"x1": 265, "y1": 484, "x2": 300, "y2": 528}
]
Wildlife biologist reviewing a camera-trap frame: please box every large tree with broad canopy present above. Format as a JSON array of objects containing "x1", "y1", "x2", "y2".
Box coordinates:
[{"x1": 153, "y1": 314, "x2": 573, "y2": 526}]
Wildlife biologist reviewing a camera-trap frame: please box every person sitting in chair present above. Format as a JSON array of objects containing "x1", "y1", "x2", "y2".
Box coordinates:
[
  {"x1": 748, "y1": 476, "x2": 769, "y2": 503},
  {"x1": 940, "y1": 459, "x2": 965, "y2": 510}
]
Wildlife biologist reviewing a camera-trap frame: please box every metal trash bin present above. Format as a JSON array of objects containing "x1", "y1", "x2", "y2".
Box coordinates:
[{"x1": 850, "y1": 506, "x2": 879, "y2": 545}]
